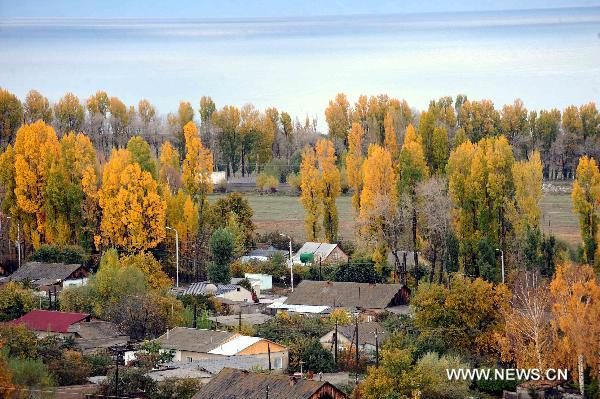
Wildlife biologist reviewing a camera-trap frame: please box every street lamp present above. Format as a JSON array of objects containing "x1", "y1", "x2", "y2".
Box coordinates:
[
  {"x1": 5, "y1": 216, "x2": 21, "y2": 268},
  {"x1": 166, "y1": 226, "x2": 179, "y2": 288},
  {"x1": 495, "y1": 248, "x2": 505, "y2": 284},
  {"x1": 279, "y1": 233, "x2": 294, "y2": 292}
]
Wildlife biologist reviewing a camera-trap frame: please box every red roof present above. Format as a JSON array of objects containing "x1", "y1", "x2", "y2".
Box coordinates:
[{"x1": 12, "y1": 310, "x2": 90, "y2": 333}]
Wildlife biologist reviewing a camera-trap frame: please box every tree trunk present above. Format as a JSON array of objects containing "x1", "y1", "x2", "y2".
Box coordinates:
[
  {"x1": 429, "y1": 248, "x2": 437, "y2": 283},
  {"x1": 412, "y1": 192, "x2": 419, "y2": 285},
  {"x1": 578, "y1": 353, "x2": 585, "y2": 396}
]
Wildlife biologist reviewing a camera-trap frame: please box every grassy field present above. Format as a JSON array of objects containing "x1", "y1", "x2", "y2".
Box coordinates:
[{"x1": 210, "y1": 192, "x2": 581, "y2": 247}]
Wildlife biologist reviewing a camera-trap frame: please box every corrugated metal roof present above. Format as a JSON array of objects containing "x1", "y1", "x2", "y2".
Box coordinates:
[
  {"x1": 291, "y1": 242, "x2": 339, "y2": 263},
  {"x1": 8, "y1": 262, "x2": 86, "y2": 286},
  {"x1": 158, "y1": 327, "x2": 237, "y2": 353},
  {"x1": 208, "y1": 336, "x2": 262, "y2": 356},
  {"x1": 12, "y1": 310, "x2": 90, "y2": 333},
  {"x1": 183, "y1": 282, "x2": 242, "y2": 296}
]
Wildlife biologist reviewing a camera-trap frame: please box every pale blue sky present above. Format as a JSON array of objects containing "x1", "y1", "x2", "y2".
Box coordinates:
[{"x1": 1, "y1": 0, "x2": 600, "y2": 18}]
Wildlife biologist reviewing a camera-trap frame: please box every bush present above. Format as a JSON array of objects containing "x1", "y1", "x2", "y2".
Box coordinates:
[
  {"x1": 289, "y1": 338, "x2": 335, "y2": 373},
  {"x1": 286, "y1": 173, "x2": 301, "y2": 194},
  {"x1": 7, "y1": 356, "x2": 54, "y2": 388},
  {"x1": 84, "y1": 351, "x2": 113, "y2": 376},
  {"x1": 256, "y1": 173, "x2": 278, "y2": 192},
  {"x1": 0, "y1": 281, "x2": 37, "y2": 321},
  {"x1": 156, "y1": 377, "x2": 203, "y2": 399}
]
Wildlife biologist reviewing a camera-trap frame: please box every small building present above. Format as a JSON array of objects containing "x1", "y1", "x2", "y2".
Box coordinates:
[
  {"x1": 5, "y1": 262, "x2": 89, "y2": 291},
  {"x1": 192, "y1": 367, "x2": 347, "y2": 399},
  {"x1": 11, "y1": 310, "x2": 91, "y2": 338},
  {"x1": 240, "y1": 246, "x2": 288, "y2": 264},
  {"x1": 283, "y1": 280, "x2": 410, "y2": 319},
  {"x1": 70, "y1": 320, "x2": 129, "y2": 353},
  {"x1": 320, "y1": 321, "x2": 388, "y2": 357},
  {"x1": 183, "y1": 282, "x2": 253, "y2": 303},
  {"x1": 244, "y1": 273, "x2": 273, "y2": 291},
  {"x1": 158, "y1": 327, "x2": 288, "y2": 371},
  {"x1": 292, "y1": 242, "x2": 348, "y2": 265}
]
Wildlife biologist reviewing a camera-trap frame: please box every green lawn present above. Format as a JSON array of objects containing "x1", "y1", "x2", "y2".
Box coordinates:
[{"x1": 210, "y1": 192, "x2": 580, "y2": 247}]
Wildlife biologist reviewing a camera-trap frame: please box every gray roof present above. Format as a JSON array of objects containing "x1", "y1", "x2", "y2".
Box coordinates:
[
  {"x1": 183, "y1": 282, "x2": 244, "y2": 297},
  {"x1": 162, "y1": 354, "x2": 274, "y2": 376},
  {"x1": 69, "y1": 320, "x2": 129, "y2": 352},
  {"x1": 284, "y1": 280, "x2": 405, "y2": 309},
  {"x1": 158, "y1": 328, "x2": 236, "y2": 353},
  {"x1": 337, "y1": 322, "x2": 388, "y2": 347},
  {"x1": 246, "y1": 247, "x2": 288, "y2": 259},
  {"x1": 146, "y1": 366, "x2": 212, "y2": 382},
  {"x1": 292, "y1": 242, "x2": 339, "y2": 262},
  {"x1": 192, "y1": 368, "x2": 345, "y2": 399},
  {"x1": 7, "y1": 262, "x2": 85, "y2": 286},
  {"x1": 209, "y1": 313, "x2": 272, "y2": 327}
]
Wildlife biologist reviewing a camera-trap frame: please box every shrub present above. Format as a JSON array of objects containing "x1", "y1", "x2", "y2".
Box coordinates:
[
  {"x1": 256, "y1": 173, "x2": 278, "y2": 192},
  {"x1": 286, "y1": 172, "x2": 301, "y2": 194},
  {"x1": 29, "y1": 244, "x2": 88, "y2": 265},
  {"x1": 0, "y1": 281, "x2": 37, "y2": 321},
  {"x1": 7, "y1": 356, "x2": 54, "y2": 388}
]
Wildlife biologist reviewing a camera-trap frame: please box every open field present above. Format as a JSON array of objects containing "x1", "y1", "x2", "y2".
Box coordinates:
[{"x1": 211, "y1": 191, "x2": 581, "y2": 247}]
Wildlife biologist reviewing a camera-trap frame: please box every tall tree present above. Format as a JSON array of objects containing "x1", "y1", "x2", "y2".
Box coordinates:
[
  {"x1": 109, "y1": 96, "x2": 131, "y2": 148},
  {"x1": 398, "y1": 124, "x2": 429, "y2": 280},
  {"x1": 512, "y1": 151, "x2": 543, "y2": 235},
  {"x1": 24, "y1": 90, "x2": 52, "y2": 124},
  {"x1": 300, "y1": 146, "x2": 324, "y2": 241},
  {"x1": 572, "y1": 156, "x2": 600, "y2": 267},
  {"x1": 54, "y1": 93, "x2": 84, "y2": 134},
  {"x1": 550, "y1": 262, "x2": 600, "y2": 396},
  {"x1": 127, "y1": 136, "x2": 158, "y2": 179},
  {"x1": 324, "y1": 93, "x2": 351, "y2": 145},
  {"x1": 0, "y1": 88, "x2": 23, "y2": 149},
  {"x1": 98, "y1": 149, "x2": 166, "y2": 252},
  {"x1": 182, "y1": 121, "x2": 213, "y2": 203},
  {"x1": 13, "y1": 121, "x2": 60, "y2": 248},
  {"x1": 346, "y1": 122, "x2": 364, "y2": 213},
  {"x1": 159, "y1": 141, "x2": 181, "y2": 192},
  {"x1": 213, "y1": 105, "x2": 241, "y2": 176},
  {"x1": 316, "y1": 139, "x2": 341, "y2": 243}
]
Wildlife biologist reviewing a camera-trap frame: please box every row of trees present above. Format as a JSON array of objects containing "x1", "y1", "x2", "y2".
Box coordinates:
[
  {"x1": 325, "y1": 93, "x2": 600, "y2": 179},
  {"x1": 0, "y1": 88, "x2": 321, "y2": 179}
]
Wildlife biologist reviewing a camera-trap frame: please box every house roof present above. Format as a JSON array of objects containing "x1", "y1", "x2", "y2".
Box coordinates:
[
  {"x1": 284, "y1": 280, "x2": 404, "y2": 309},
  {"x1": 12, "y1": 310, "x2": 90, "y2": 333},
  {"x1": 158, "y1": 328, "x2": 236, "y2": 353},
  {"x1": 183, "y1": 282, "x2": 245, "y2": 297},
  {"x1": 7, "y1": 262, "x2": 85, "y2": 286},
  {"x1": 246, "y1": 246, "x2": 288, "y2": 259},
  {"x1": 337, "y1": 322, "x2": 388, "y2": 347},
  {"x1": 69, "y1": 320, "x2": 129, "y2": 351},
  {"x1": 192, "y1": 368, "x2": 345, "y2": 399},
  {"x1": 208, "y1": 336, "x2": 263, "y2": 356},
  {"x1": 292, "y1": 242, "x2": 339, "y2": 262}
]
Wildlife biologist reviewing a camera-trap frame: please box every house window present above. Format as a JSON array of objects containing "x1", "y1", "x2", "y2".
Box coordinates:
[
  {"x1": 274, "y1": 357, "x2": 283, "y2": 369},
  {"x1": 186, "y1": 356, "x2": 193, "y2": 363}
]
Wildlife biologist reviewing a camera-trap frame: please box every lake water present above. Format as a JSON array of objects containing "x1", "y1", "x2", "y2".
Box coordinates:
[{"x1": 1, "y1": 7, "x2": 599, "y2": 130}]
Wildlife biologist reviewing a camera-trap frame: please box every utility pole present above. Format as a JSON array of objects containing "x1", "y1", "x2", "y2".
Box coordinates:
[
  {"x1": 372, "y1": 328, "x2": 379, "y2": 368},
  {"x1": 193, "y1": 304, "x2": 197, "y2": 328},
  {"x1": 267, "y1": 343, "x2": 272, "y2": 371},
  {"x1": 166, "y1": 226, "x2": 179, "y2": 287},
  {"x1": 280, "y1": 233, "x2": 294, "y2": 292},
  {"x1": 266, "y1": 385, "x2": 269, "y2": 399},
  {"x1": 355, "y1": 316, "x2": 359, "y2": 384},
  {"x1": 238, "y1": 311, "x2": 242, "y2": 332},
  {"x1": 334, "y1": 320, "x2": 338, "y2": 367},
  {"x1": 319, "y1": 258, "x2": 322, "y2": 281}
]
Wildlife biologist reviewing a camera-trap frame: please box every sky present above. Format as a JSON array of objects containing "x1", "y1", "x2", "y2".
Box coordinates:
[{"x1": 2, "y1": 0, "x2": 600, "y2": 19}]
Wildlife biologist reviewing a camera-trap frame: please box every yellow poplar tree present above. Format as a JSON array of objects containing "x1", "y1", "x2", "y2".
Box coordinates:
[
  {"x1": 359, "y1": 145, "x2": 397, "y2": 265},
  {"x1": 512, "y1": 151, "x2": 543, "y2": 234},
  {"x1": 182, "y1": 121, "x2": 213, "y2": 202},
  {"x1": 383, "y1": 112, "x2": 398, "y2": 157},
  {"x1": 159, "y1": 141, "x2": 181, "y2": 192},
  {"x1": 13, "y1": 121, "x2": 60, "y2": 247},
  {"x1": 316, "y1": 139, "x2": 341, "y2": 243},
  {"x1": 300, "y1": 146, "x2": 324, "y2": 241},
  {"x1": 99, "y1": 150, "x2": 166, "y2": 252},
  {"x1": 571, "y1": 156, "x2": 600, "y2": 267},
  {"x1": 346, "y1": 122, "x2": 364, "y2": 213}
]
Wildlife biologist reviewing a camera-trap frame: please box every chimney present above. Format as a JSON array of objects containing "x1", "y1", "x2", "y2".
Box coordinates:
[{"x1": 289, "y1": 376, "x2": 298, "y2": 386}]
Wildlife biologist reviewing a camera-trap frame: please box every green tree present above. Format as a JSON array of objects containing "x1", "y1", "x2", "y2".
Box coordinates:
[
  {"x1": 0, "y1": 282, "x2": 38, "y2": 321},
  {"x1": 0, "y1": 88, "x2": 23, "y2": 149},
  {"x1": 24, "y1": 90, "x2": 52, "y2": 124},
  {"x1": 208, "y1": 228, "x2": 234, "y2": 284},
  {"x1": 127, "y1": 136, "x2": 158, "y2": 179}
]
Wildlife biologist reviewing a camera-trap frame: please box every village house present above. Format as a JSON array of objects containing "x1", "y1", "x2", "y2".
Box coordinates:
[
  {"x1": 320, "y1": 321, "x2": 388, "y2": 358},
  {"x1": 192, "y1": 367, "x2": 347, "y2": 399},
  {"x1": 292, "y1": 242, "x2": 349, "y2": 265},
  {"x1": 277, "y1": 280, "x2": 410, "y2": 320},
  {"x1": 11, "y1": 310, "x2": 128, "y2": 351},
  {"x1": 158, "y1": 327, "x2": 289, "y2": 371},
  {"x1": 240, "y1": 245, "x2": 288, "y2": 263},
  {"x1": 4, "y1": 261, "x2": 89, "y2": 292},
  {"x1": 183, "y1": 282, "x2": 254, "y2": 302}
]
